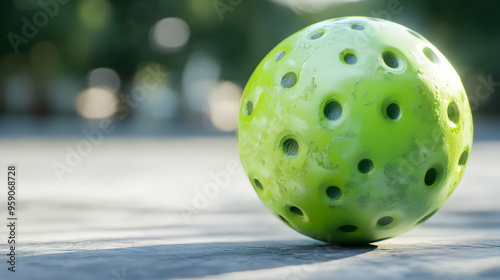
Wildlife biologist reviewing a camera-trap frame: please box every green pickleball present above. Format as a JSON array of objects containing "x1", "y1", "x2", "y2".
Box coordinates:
[{"x1": 237, "y1": 17, "x2": 473, "y2": 244}]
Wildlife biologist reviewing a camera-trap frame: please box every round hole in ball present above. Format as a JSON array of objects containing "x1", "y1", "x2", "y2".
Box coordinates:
[
  {"x1": 358, "y1": 159, "x2": 374, "y2": 174},
  {"x1": 343, "y1": 53, "x2": 358, "y2": 65},
  {"x1": 290, "y1": 206, "x2": 304, "y2": 216},
  {"x1": 282, "y1": 137, "x2": 299, "y2": 156},
  {"x1": 281, "y1": 72, "x2": 297, "y2": 88},
  {"x1": 351, "y1": 23, "x2": 365, "y2": 30},
  {"x1": 245, "y1": 101, "x2": 253, "y2": 116},
  {"x1": 326, "y1": 186, "x2": 342, "y2": 201},
  {"x1": 447, "y1": 102, "x2": 460, "y2": 124},
  {"x1": 382, "y1": 51, "x2": 399, "y2": 68},
  {"x1": 377, "y1": 216, "x2": 394, "y2": 227},
  {"x1": 386, "y1": 102, "x2": 401, "y2": 120},
  {"x1": 279, "y1": 215, "x2": 290, "y2": 224},
  {"x1": 407, "y1": 29, "x2": 424, "y2": 39},
  {"x1": 310, "y1": 30, "x2": 324, "y2": 40},
  {"x1": 423, "y1": 47, "x2": 439, "y2": 64},
  {"x1": 417, "y1": 210, "x2": 437, "y2": 225},
  {"x1": 324, "y1": 100, "x2": 342, "y2": 121},
  {"x1": 458, "y1": 148, "x2": 469, "y2": 166},
  {"x1": 276, "y1": 51, "x2": 286, "y2": 62},
  {"x1": 338, "y1": 225, "x2": 358, "y2": 233},
  {"x1": 253, "y1": 179, "x2": 263, "y2": 190},
  {"x1": 424, "y1": 168, "x2": 438, "y2": 186}
]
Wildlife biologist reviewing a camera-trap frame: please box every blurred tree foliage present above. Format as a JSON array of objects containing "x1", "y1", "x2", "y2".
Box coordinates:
[{"x1": 0, "y1": 0, "x2": 499, "y2": 117}]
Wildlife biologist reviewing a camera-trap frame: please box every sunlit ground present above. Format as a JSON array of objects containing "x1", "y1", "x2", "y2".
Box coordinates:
[{"x1": 0, "y1": 118, "x2": 498, "y2": 280}]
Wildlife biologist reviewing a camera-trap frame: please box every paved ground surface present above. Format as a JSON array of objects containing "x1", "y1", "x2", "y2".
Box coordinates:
[{"x1": 0, "y1": 119, "x2": 499, "y2": 280}]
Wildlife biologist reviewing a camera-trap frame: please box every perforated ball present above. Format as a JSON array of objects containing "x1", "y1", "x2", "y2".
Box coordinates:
[{"x1": 237, "y1": 17, "x2": 473, "y2": 244}]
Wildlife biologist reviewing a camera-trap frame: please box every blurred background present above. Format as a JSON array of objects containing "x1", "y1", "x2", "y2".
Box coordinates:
[{"x1": 0, "y1": 0, "x2": 499, "y2": 137}]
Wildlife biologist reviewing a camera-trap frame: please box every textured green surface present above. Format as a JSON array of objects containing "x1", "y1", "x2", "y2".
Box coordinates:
[{"x1": 237, "y1": 17, "x2": 473, "y2": 244}]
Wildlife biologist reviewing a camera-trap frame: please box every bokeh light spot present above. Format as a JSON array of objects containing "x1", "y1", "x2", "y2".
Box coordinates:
[
  {"x1": 78, "y1": 0, "x2": 111, "y2": 30},
  {"x1": 30, "y1": 41, "x2": 60, "y2": 77},
  {"x1": 151, "y1": 17, "x2": 190, "y2": 52},
  {"x1": 76, "y1": 87, "x2": 118, "y2": 119},
  {"x1": 209, "y1": 81, "x2": 242, "y2": 131},
  {"x1": 88, "y1": 68, "x2": 121, "y2": 92}
]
